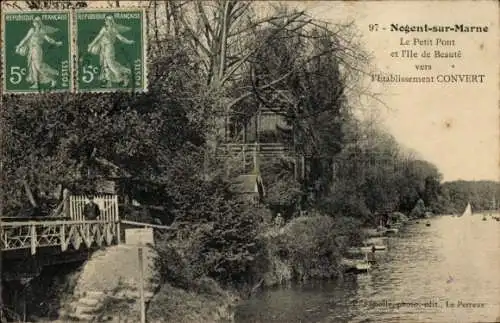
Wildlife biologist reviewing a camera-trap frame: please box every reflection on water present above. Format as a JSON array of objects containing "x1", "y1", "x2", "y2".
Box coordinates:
[{"x1": 236, "y1": 215, "x2": 500, "y2": 323}]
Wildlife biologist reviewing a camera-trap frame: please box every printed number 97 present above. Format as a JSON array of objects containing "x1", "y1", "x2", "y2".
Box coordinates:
[
  {"x1": 9, "y1": 66, "x2": 26, "y2": 84},
  {"x1": 369, "y1": 24, "x2": 379, "y2": 32},
  {"x1": 82, "y1": 65, "x2": 99, "y2": 83}
]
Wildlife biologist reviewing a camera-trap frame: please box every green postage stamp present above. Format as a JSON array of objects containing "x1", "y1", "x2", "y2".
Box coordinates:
[
  {"x1": 1, "y1": 8, "x2": 147, "y2": 94},
  {"x1": 75, "y1": 9, "x2": 147, "y2": 93},
  {"x1": 2, "y1": 11, "x2": 72, "y2": 94}
]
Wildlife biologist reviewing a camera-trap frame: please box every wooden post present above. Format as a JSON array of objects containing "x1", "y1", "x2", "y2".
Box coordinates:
[
  {"x1": 63, "y1": 189, "x2": 70, "y2": 218},
  {"x1": 115, "y1": 195, "x2": 121, "y2": 245},
  {"x1": 138, "y1": 247, "x2": 146, "y2": 323},
  {"x1": 86, "y1": 223, "x2": 90, "y2": 247},
  {"x1": 69, "y1": 196, "x2": 74, "y2": 220},
  {"x1": 116, "y1": 219, "x2": 121, "y2": 245},
  {"x1": 61, "y1": 224, "x2": 67, "y2": 251},
  {"x1": 30, "y1": 225, "x2": 37, "y2": 255}
]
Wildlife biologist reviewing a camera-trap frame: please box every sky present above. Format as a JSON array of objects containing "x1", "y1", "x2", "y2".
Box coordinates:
[{"x1": 289, "y1": 1, "x2": 499, "y2": 182}]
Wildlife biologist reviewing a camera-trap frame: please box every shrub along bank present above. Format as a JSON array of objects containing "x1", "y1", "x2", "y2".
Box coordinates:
[{"x1": 260, "y1": 215, "x2": 364, "y2": 286}]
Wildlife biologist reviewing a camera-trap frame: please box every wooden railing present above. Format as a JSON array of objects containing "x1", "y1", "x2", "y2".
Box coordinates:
[
  {"x1": 0, "y1": 195, "x2": 121, "y2": 255},
  {"x1": 0, "y1": 220, "x2": 120, "y2": 255},
  {"x1": 218, "y1": 143, "x2": 291, "y2": 156},
  {"x1": 218, "y1": 142, "x2": 295, "y2": 173}
]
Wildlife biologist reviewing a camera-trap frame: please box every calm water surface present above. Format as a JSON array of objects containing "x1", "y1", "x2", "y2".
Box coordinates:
[{"x1": 236, "y1": 215, "x2": 500, "y2": 323}]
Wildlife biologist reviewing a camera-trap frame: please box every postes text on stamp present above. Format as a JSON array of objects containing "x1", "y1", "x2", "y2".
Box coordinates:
[
  {"x1": 2, "y1": 11, "x2": 72, "y2": 94},
  {"x1": 75, "y1": 9, "x2": 147, "y2": 93}
]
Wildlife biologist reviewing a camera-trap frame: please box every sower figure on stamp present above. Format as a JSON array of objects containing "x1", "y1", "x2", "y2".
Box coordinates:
[
  {"x1": 84, "y1": 195, "x2": 101, "y2": 220},
  {"x1": 87, "y1": 15, "x2": 135, "y2": 88},
  {"x1": 15, "y1": 16, "x2": 63, "y2": 89}
]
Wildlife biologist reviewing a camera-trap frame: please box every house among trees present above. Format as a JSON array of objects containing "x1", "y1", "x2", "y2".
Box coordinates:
[
  {"x1": 220, "y1": 105, "x2": 292, "y2": 205},
  {"x1": 218, "y1": 106, "x2": 293, "y2": 174},
  {"x1": 224, "y1": 107, "x2": 290, "y2": 145}
]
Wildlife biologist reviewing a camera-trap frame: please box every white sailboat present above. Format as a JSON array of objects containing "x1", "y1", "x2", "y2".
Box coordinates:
[{"x1": 459, "y1": 202, "x2": 472, "y2": 217}]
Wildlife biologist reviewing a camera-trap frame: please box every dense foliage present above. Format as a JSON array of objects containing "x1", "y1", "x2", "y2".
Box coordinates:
[{"x1": 271, "y1": 215, "x2": 362, "y2": 281}]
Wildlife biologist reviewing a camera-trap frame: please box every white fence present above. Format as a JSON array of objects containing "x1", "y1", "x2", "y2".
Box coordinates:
[{"x1": 69, "y1": 195, "x2": 119, "y2": 222}]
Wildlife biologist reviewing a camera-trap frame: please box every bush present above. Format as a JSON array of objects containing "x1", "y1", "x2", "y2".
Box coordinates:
[
  {"x1": 199, "y1": 207, "x2": 269, "y2": 290},
  {"x1": 153, "y1": 227, "x2": 209, "y2": 291},
  {"x1": 262, "y1": 215, "x2": 360, "y2": 284},
  {"x1": 153, "y1": 204, "x2": 270, "y2": 295}
]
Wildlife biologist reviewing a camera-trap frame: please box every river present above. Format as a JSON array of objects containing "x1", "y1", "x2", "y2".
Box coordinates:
[{"x1": 236, "y1": 215, "x2": 500, "y2": 323}]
